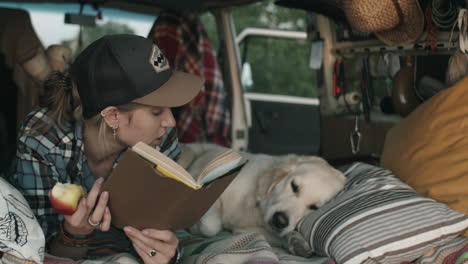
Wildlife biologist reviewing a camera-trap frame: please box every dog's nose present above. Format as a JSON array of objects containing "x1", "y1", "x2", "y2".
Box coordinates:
[{"x1": 272, "y1": 212, "x2": 289, "y2": 229}]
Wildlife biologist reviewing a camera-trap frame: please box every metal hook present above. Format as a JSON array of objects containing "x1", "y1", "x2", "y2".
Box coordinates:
[{"x1": 350, "y1": 115, "x2": 361, "y2": 154}]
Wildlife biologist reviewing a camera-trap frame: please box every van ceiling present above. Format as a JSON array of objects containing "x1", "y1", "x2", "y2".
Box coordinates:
[{"x1": 0, "y1": 0, "x2": 264, "y2": 14}]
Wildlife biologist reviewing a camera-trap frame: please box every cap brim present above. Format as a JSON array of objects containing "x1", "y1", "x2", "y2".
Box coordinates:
[
  {"x1": 133, "y1": 71, "x2": 204, "y2": 107},
  {"x1": 375, "y1": 0, "x2": 424, "y2": 46}
]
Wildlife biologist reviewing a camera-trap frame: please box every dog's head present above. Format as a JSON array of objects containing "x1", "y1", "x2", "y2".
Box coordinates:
[{"x1": 256, "y1": 156, "x2": 345, "y2": 237}]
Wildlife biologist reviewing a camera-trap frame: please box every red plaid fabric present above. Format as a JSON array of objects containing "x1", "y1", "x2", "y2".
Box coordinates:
[{"x1": 148, "y1": 11, "x2": 231, "y2": 146}]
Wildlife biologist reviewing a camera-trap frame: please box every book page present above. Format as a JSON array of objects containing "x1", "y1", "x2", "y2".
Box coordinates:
[
  {"x1": 131, "y1": 142, "x2": 197, "y2": 188},
  {"x1": 186, "y1": 147, "x2": 244, "y2": 184},
  {"x1": 199, "y1": 157, "x2": 245, "y2": 185}
]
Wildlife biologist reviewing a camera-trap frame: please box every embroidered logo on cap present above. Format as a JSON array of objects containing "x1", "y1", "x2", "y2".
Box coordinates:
[{"x1": 150, "y1": 45, "x2": 170, "y2": 73}]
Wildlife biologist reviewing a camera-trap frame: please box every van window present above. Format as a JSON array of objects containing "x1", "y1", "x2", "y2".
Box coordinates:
[
  {"x1": 0, "y1": 2, "x2": 156, "y2": 53},
  {"x1": 239, "y1": 36, "x2": 315, "y2": 97},
  {"x1": 231, "y1": 1, "x2": 317, "y2": 98}
]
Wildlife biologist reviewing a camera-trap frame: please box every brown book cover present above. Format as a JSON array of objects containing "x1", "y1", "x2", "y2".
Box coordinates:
[{"x1": 101, "y1": 149, "x2": 243, "y2": 231}]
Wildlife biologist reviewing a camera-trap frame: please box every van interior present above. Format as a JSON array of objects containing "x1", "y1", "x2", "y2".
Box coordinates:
[
  {"x1": 0, "y1": 0, "x2": 411, "y2": 166},
  {"x1": 0, "y1": 0, "x2": 467, "y2": 263}
]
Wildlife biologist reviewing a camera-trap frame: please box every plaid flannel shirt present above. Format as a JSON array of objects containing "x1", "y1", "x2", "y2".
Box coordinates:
[
  {"x1": 6, "y1": 107, "x2": 181, "y2": 258},
  {"x1": 148, "y1": 11, "x2": 232, "y2": 146}
]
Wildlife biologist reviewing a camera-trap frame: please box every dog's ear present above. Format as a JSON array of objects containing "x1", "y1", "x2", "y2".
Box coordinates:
[{"x1": 256, "y1": 167, "x2": 292, "y2": 203}]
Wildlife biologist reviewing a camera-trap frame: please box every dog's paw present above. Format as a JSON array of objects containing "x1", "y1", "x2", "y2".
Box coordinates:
[
  {"x1": 189, "y1": 206, "x2": 223, "y2": 237},
  {"x1": 284, "y1": 231, "x2": 313, "y2": 258},
  {"x1": 189, "y1": 220, "x2": 221, "y2": 237}
]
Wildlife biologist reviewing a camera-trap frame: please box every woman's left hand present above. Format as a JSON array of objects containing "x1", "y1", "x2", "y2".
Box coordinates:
[{"x1": 124, "y1": 226, "x2": 178, "y2": 264}]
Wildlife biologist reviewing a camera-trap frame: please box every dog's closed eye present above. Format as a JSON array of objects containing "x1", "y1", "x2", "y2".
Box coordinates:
[
  {"x1": 291, "y1": 180, "x2": 299, "y2": 194},
  {"x1": 308, "y1": 204, "x2": 318, "y2": 210}
]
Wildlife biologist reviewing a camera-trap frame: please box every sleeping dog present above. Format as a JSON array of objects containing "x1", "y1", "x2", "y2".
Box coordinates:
[{"x1": 179, "y1": 143, "x2": 346, "y2": 256}]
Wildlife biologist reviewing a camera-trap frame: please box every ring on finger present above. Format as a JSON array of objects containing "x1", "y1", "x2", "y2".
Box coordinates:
[
  {"x1": 87, "y1": 216, "x2": 101, "y2": 227},
  {"x1": 148, "y1": 249, "x2": 157, "y2": 257}
]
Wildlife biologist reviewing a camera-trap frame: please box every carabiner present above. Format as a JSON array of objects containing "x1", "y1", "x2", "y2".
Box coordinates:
[{"x1": 350, "y1": 116, "x2": 361, "y2": 154}]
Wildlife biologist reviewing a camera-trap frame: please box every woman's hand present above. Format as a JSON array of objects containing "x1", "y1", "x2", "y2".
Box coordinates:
[
  {"x1": 63, "y1": 177, "x2": 112, "y2": 235},
  {"x1": 124, "y1": 226, "x2": 179, "y2": 264}
]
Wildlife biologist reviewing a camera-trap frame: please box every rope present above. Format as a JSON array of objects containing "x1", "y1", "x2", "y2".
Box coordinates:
[{"x1": 432, "y1": 0, "x2": 459, "y2": 29}]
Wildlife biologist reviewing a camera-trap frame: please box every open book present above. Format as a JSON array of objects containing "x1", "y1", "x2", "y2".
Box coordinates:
[
  {"x1": 101, "y1": 142, "x2": 247, "y2": 230},
  {"x1": 132, "y1": 142, "x2": 245, "y2": 189}
]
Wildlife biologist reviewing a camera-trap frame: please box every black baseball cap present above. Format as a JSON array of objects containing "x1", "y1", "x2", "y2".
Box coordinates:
[{"x1": 70, "y1": 34, "x2": 204, "y2": 119}]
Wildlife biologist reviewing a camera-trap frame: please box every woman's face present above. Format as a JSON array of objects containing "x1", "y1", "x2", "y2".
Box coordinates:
[{"x1": 117, "y1": 106, "x2": 176, "y2": 148}]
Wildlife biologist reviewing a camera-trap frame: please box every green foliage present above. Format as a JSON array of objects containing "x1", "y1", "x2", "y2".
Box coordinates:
[
  {"x1": 200, "y1": 13, "x2": 219, "y2": 51},
  {"x1": 231, "y1": 1, "x2": 306, "y2": 33},
  {"x1": 200, "y1": 0, "x2": 317, "y2": 98},
  {"x1": 242, "y1": 38, "x2": 316, "y2": 97},
  {"x1": 234, "y1": 1, "x2": 316, "y2": 97}
]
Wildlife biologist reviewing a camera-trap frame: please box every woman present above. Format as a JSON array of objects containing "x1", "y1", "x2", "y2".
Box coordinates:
[{"x1": 6, "y1": 34, "x2": 203, "y2": 263}]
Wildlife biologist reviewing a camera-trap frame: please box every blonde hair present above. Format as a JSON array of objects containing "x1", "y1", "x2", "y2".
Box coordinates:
[
  {"x1": 30, "y1": 71, "x2": 80, "y2": 135},
  {"x1": 32, "y1": 72, "x2": 146, "y2": 148}
]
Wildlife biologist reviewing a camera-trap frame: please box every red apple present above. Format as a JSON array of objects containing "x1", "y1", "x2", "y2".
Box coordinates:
[{"x1": 49, "y1": 182, "x2": 85, "y2": 215}]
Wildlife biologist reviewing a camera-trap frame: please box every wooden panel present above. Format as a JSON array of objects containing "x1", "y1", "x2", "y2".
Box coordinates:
[{"x1": 320, "y1": 115, "x2": 395, "y2": 163}]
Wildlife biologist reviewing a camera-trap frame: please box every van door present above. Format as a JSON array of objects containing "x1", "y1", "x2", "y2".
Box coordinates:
[{"x1": 237, "y1": 28, "x2": 320, "y2": 155}]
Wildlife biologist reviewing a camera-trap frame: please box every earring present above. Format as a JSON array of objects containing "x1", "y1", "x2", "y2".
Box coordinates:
[{"x1": 112, "y1": 124, "x2": 118, "y2": 140}]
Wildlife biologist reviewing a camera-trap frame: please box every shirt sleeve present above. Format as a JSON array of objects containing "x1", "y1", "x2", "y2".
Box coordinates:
[{"x1": 8, "y1": 140, "x2": 63, "y2": 240}]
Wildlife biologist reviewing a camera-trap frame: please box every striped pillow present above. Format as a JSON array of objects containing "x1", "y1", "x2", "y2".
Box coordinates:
[{"x1": 298, "y1": 163, "x2": 468, "y2": 264}]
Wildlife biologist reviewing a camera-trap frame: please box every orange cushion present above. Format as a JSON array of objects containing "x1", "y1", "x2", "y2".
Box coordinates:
[{"x1": 381, "y1": 76, "x2": 468, "y2": 236}]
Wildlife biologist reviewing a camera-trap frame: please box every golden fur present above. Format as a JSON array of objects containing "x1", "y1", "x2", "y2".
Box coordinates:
[{"x1": 181, "y1": 143, "x2": 346, "y2": 249}]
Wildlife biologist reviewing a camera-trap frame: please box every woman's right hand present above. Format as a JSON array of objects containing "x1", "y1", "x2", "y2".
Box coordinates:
[{"x1": 62, "y1": 177, "x2": 112, "y2": 235}]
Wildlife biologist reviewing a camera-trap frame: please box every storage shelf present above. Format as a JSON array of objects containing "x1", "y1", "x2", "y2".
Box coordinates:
[{"x1": 333, "y1": 32, "x2": 458, "y2": 56}]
